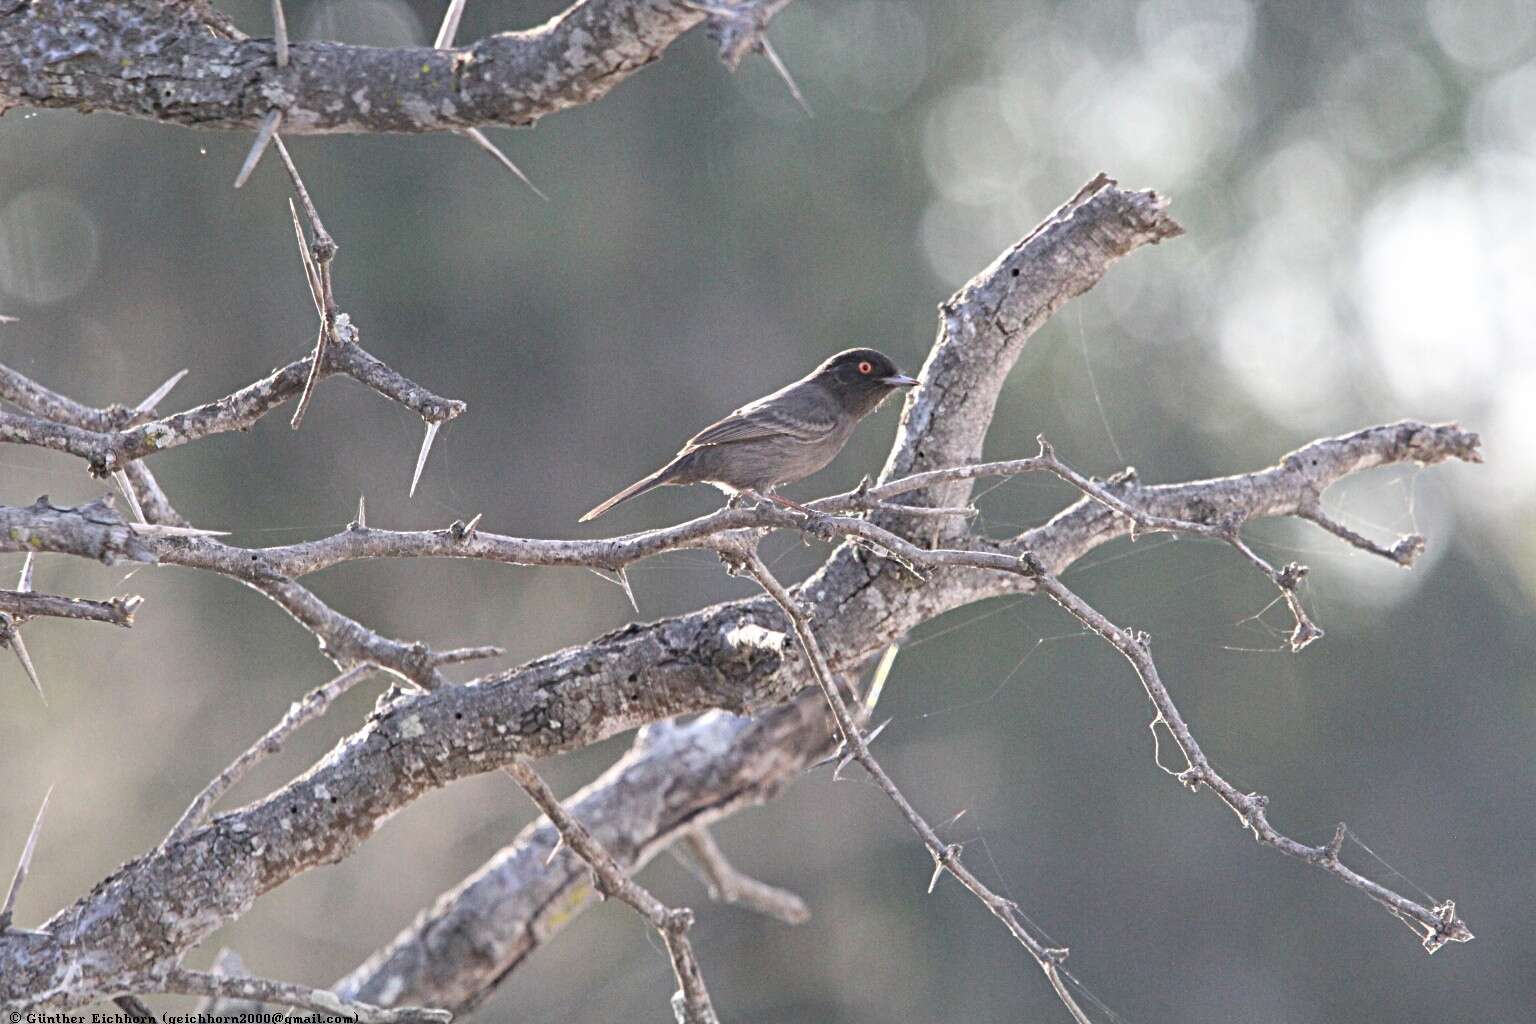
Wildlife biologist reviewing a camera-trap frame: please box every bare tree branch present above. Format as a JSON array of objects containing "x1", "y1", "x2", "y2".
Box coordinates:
[
  {"x1": 503, "y1": 761, "x2": 719, "y2": 1023},
  {"x1": 339, "y1": 688, "x2": 836, "y2": 1010},
  {"x1": 1012, "y1": 553, "x2": 1474, "y2": 953},
  {"x1": 0, "y1": 174, "x2": 1484, "y2": 1020},
  {"x1": 735, "y1": 547, "x2": 1095, "y2": 1024},
  {"x1": 673, "y1": 827, "x2": 810, "y2": 925},
  {"x1": 0, "y1": 331, "x2": 462, "y2": 475},
  {"x1": 0, "y1": 589, "x2": 140, "y2": 627},
  {"x1": 0, "y1": 0, "x2": 794, "y2": 135},
  {"x1": 165, "y1": 665, "x2": 375, "y2": 845}
]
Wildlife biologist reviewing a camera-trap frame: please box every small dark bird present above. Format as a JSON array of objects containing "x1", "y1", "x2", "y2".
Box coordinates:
[{"x1": 580, "y1": 348, "x2": 919, "y2": 522}]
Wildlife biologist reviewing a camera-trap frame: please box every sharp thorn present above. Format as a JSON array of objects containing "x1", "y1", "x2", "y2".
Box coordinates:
[
  {"x1": 271, "y1": 0, "x2": 289, "y2": 67},
  {"x1": 433, "y1": 0, "x2": 468, "y2": 49},
  {"x1": 809, "y1": 742, "x2": 846, "y2": 771},
  {"x1": 113, "y1": 470, "x2": 148, "y2": 525},
  {"x1": 126, "y1": 523, "x2": 229, "y2": 538},
  {"x1": 410, "y1": 420, "x2": 442, "y2": 498},
  {"x1": 288, "y1": 199, "x2": 323, "y2": 315},
  {"x1": 1, "y1": 784, "x2": 54, "y2": 927},
  {"x1": 134, "y1": 368, "x2": 189, "y2": 415},
  {"x1": 459, "y1": 128, "x2": 549, "y2": 201},
  {"x1": 9, "y1": 630, "x2": 44, "y2": 705},
  {"x1": 927, "y1": 855, "x2": 945, "y2": 895},
  {"x1": 355, "y1": 494, "x2": 367, "y2": 529},
  {"x1": 863, "y1": 643, "x2": 899, "y2": 714},
  {"x1": 234, "y1": 109, "x2": 284, "y2": 189},
  {"x1": 17, "y1": 551, "x2": 34, "y2": 593},
  {"x1": 617, "y1": 567, "x2": 639, "y2": 615},
  {"x1": 759, "y1": 36, "x2": 812, "y2": 117}
]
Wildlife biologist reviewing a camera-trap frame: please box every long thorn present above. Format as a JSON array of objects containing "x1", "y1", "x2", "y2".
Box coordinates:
[
  {"x1": 16, "y1": 551, "x2": 34, "y2": 593},
  {"x1": 135, "y1": 368, "x2": 189, "y2": 416},
  {"x1": 234, "y1": 109, "x2": 284, "y2": 189},
  {"x1": 114, "y1": 470, "x2": 148, "y2": 524},
  {"x1": 410, "y1": 420, "x2": 441, "y2": 497},
  {"x1": 288, "y1": 199, "x2": 322, "y2": 315},
  {"x1": 271, "y1": 0, "x2": 289, "y2": 67},
  {"x1": 759, "y1": 36, "x2": 811, "y2": 117},
  {"x1": 864, "y1": 643, "x2": 899, "y2": 714},
  {"x1": 289, "y1": 321, "x2": 329, "y2": 430},
  {"x1": 459, "y1": 128, "x2": 549, "y2": 200},
  {"x1": 8, "y1": 630, "x2": 44, "y2": 705},
  {"x1": 617, "y1": 566, "x2": 639, "y2": 614},
  {"x1": 1, "y1": 785, "x2": 53, "y2": 929},
  {"x1": 433, "y1": 0, "x2": 468, "y2": 48}
]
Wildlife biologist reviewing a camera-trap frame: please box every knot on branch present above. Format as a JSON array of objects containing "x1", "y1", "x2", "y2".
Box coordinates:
[
  {"x1": 663, "y1": 907, "x2": 696, "y2": 936},
  {"x1": 1423, "y1": 900, "x2": 1474, "y2": 952},
  {"x1": 694, "y1": 0, "x2": 792, "y2": 69},
  {"x1": 1276, "y1": 562, "x2": 1309, "y2": 591},
  {"x1": 1238, "y1": 792, "x2": 1270, "y2": 833},
  {"x1": 1017, "y1": 551, "x2": 1049, "y2": 578},
  {"x1": 448, "y1": 514, "x2": 482, "y2": 542},
  {"x1": 1390, "y1": 534, "x2": 1427, "y2": 567},
  {"x1": 1176, "y1": 767, "x2": 1206, "y2": 792}
]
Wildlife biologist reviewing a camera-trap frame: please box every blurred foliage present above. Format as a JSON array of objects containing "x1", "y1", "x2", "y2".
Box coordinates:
[{"x1": 0, "y1": 1, "x2": 1531, "y2": 1021}]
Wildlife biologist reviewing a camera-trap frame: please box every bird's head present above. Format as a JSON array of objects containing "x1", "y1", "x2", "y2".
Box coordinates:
[{"x1": 814, "y1": 348, "x2": 919, "y2": 414}]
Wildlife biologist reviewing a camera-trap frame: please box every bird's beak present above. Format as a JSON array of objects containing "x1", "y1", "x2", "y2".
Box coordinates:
[{"x1": 882, "y1": 374, "x2": 920, "y2": 388}]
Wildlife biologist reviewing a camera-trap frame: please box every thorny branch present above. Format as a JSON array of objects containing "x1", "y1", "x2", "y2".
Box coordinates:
[
  {"x1": 503, "y1": 761, "x2": 719, "y2": 1024},
  {"x1": 0, "y1": 0, "x2": 799, "y2": 135},
  {"x1": 0, "y1": 171, "x2": 1485, "y2": 1022},
  {"x1": 0, "y1": 590, "x2": 140, "y2": 627},
  {"x1": 733, "y1": 548, "x2": 1094, "y2": 1024}
]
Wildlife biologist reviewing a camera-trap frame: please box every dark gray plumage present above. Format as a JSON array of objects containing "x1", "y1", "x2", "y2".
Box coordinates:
[{"x1": 580, "y1": 348, "x2": 919, "y2": 522}]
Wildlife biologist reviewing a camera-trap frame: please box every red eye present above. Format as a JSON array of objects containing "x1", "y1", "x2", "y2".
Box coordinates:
[{"x1": 858, "y1": 361, "x2": 873, "y2": 375}]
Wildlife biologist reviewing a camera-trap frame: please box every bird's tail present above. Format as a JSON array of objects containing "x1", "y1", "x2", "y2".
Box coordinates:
[{"x1": 579, "y1": 463, "x2": 675, "y2": 522}]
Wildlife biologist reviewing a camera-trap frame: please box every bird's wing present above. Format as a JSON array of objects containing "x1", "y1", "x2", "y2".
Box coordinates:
[{"x1": 684, "y1": 381, "x2": 839, "y2": 449}]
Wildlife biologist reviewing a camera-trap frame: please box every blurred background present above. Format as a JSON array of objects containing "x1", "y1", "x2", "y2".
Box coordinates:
[{"x1": 1, "y1": 0, "x2": 1532, "y2": 1020}]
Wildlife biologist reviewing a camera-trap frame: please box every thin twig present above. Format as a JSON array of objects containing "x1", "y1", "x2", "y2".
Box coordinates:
[
  {"x1": 165, "y1": 665, "x2": 374, "y2": 844},
  {"x1": 674, "y1": 827, "x2": 810, "y2": 925},
  {"x1": 0, "y1": 589, "x2": 140, "y2": 626},
  {"x1": 1015, "y1": 554, "x2": 1473, "y2": 952},
  {"x1": 502, "y1": 760, "x2": 719, "y2": 1023},
  {"x1": 734, "y1": 548, "x2": 1092, "y2": 1024},
  {"x1": 1300, "y1": 498, "x2": 1427, "y2": 566}
]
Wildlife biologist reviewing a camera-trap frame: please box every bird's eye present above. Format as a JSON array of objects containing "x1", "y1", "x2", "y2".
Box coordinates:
[{"x1": 858, "y1": 361, "x2": 873, "y2": 375}]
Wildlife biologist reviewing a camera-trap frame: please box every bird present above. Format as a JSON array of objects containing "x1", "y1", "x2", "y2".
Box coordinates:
[{"x1": 579, "y1": 348, "x2": 919, "y2": 522}]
